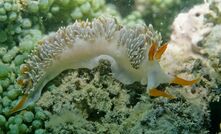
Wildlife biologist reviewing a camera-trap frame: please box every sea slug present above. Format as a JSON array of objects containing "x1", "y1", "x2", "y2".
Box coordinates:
[{"x1": 11, "y1": 16, "x2": 198, "y2": 113}]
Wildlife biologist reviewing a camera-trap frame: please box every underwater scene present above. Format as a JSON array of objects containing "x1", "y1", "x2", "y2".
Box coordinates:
[{"x1": 0, "y1": 0, "x2": 221, "y2": 134}]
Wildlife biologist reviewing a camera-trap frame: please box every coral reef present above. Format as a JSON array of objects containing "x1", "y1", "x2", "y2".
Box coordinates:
[
  {"x1": 164, "y1": 1, "x2": 221, "y2": 133},
  {"x1": 164, "y1": 1, "x2": 221, "y2": 101},
  {"x1": 0, "y1": 0, "x2": 220, "y2": 133},
  {"x1": 201, "y1": 24, "x2": 221, "y2": 134},
  {"x1": 0, "y1": 0, "x2": 24, "y2": 48},
  {"x1": 0, "y1": 0, "x2": 115, "y2": 133},
  {"x1": 106, "y1": 0, "x2": 203, "y2": 40},
  {"x1": 205, "y1": 0, "x2": 221, "y2": 25},
  {"x1": 37, "y1": 61, "x2": 209, "y2": 133},
  {"x1": 160, "y1": 3, "x2": 213, "y2": 75},
  {"x1": 20, "y1": 0, "x2": 108, "y2": 31},
  {"x1": 134, "y1": 0, "x2": 203, "y2": 40}
]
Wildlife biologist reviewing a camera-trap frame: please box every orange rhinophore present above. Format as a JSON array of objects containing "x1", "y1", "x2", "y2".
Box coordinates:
[
  {"x1": 155, "y1": 43, "x2": 168, "y2": 60},
  {"x1": 148, "y1": 42, "x2": 157, "y2": 61}
]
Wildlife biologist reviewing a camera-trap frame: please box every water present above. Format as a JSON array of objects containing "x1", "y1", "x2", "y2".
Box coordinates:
[{"x1": 0, "y1": 0, "x2": 220, "y2": 133}]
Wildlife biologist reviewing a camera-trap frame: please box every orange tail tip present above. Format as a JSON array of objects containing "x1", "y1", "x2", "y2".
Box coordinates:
[
  {"x1": 171, "y1": 76, "x2": 199, "y2": 86},
  {"x1": 149, "y1": 88, "x2": 175, "y2": 99},
  {"x1": 155, "y1": 43, "x2": 168, "y2": 60},
  {"x1": 148, "y1": 42, "x2": 157, "y2": 61},
  {"x1": 9, "y1": 94, "x2": 28, "y2": 114}
]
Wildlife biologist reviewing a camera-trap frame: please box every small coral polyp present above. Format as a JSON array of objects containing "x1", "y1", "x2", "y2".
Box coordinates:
[{"x1": 10, "y1": 16, "x2": 197, "y2": 114}]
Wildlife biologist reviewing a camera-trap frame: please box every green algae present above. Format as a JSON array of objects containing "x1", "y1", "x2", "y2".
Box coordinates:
[
  {"x1": 0, "y1": 31, "x2": 7, "y2": 43},
  {"x1": 205, "y1": 0, "x2": 221, "y2": 25},
  {"x1": 0, "y1": 114, "x2": 6, "y2": 126},
  {"x1": 22, "y1": 111, "x2": 34, "y2": 123},
  {"x1": 0, "y1": 63, "x2": 11, "y2": 79},
  {"x1": 2, "y1": 47, "x2": 19, "y2": 63},
  {"x1": 0, "y1": 0, "x2": 220, "y2": 133}
]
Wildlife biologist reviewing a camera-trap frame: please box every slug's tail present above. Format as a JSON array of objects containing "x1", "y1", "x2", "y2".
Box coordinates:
[{"x1": 9, "y1": 94, "x2": 28, "y2": 114}]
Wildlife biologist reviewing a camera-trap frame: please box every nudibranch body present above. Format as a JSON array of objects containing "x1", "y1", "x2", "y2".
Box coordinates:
[{"x1": 11, "y1": 17, "x2": 197, "y2": 114}]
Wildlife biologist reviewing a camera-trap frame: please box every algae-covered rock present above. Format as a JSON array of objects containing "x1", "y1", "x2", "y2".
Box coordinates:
[
  {"x1": 36, "y1": 60, "x2": 209, "y2": 133},
  {"x1": 1, "y1": 0, "x2": 220, "y2": 133},
  {"x1": 202, "y1": 25, "x2": 221, "y2": 56},
  {"x1": 163, "y1": 2, "x2": 221, "y2": 133},
  {"x1": 205, "y1": 0, "x2": 221, "y2": 25}
]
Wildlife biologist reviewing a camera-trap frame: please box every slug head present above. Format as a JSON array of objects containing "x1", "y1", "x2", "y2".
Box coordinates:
[{"x1": 147, "y1": 42, "x2": 198, "y2": 99}]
